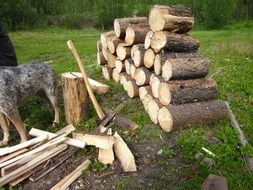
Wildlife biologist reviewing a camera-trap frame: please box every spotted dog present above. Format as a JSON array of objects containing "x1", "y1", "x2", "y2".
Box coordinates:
[{"x1": 0, "y1": 61, "x2": 59, "y2": 145}]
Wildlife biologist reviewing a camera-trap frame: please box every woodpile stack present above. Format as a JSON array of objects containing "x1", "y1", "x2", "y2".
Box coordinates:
[{"x1": 97, "y1": 5, "x2": 228, "y2": 132}]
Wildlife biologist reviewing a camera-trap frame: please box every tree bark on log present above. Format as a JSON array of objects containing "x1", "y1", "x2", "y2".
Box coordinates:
[
  {"x1": 158, "y1": 100, "x2": 228, "y2": 132},
  {"x1": 134, "y1": 67, "x2": 152, "y2": 86},
  {"x1": 102, "y1": 65, "x2": 113, "y2": 80},
  {"x1": 144, "y1": 48, "x2": 156, "y2": 68},
  {"x1": 125, "y1": 26, "x2": 150, "y2": 45},
  {"x1": 116, "y1": 43, "x2": 131, "y2": 60},
  {"x1": 97, "y1": 51, "x2": 107, "y2": 65},
  {"x1": 151, "y1": 31, "x2": 199, "y2": 53},
  {"x1": 107, "y1": 36, "x2": 123, "y2": 54},
  {"x1": 144, "y1": 31, "x2": 154, "y2": 50},
  {"x1": 115, "y1": 58, "x2": 125, "y2": 73},
  {"x1": 107, "y1": 51, "x2": 116, "y2": 68},
  {"x1": 158, "y1": 79, "x2": 218, "y2": 106},
  {"x1": 139, "y1": 86, "x2": 152, "y2": 100},
  {"x1": 126, "y1": 79, "x2": 139, "y2": 98},
  {"x1": 62, "y1": 72, "x2": 89, "y2": 124},
  {"x1": 149, "y1": 5, "x2": 194, "y2": 33},
  {"x1": 162, "y1": 57, "x2": 210, "y2": 81},
  {"x1": 132, "y1": 44, "x2": 145, "y2": 67},
  {"x1": 100, "y1": 31, "x2": 115, "y2": 49},
  {"x1": 112, "y1": 68, "x2": 120, "y2": 83},
  {"x1": 114, "y1": 17, "x2": 148, "y2": 39},
  {"x1": 150, "y1": 74, "x2": 165, "y2": 98},
  {"x1": 124, "y1": 58, "x2": 134, "y2": 75}
]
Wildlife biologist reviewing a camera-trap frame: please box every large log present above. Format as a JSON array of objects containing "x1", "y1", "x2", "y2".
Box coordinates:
[
  {"x1": 115, "y1": 58, "x2": 125, "y2": 73},
  {"x1": 162, "y1": 57, "x2": 210, "y2": 81},
  {"x1": 144, "y1": 31, "x2": 154, "y2": 50},
  {"x1": 148, "y1": 98, "x2": 163, "y2": 124},
  {"x1": 158, "y1": 100, "x2": 228, "y2": 132},
  {"x1": 107, "y1": 36, "x2": 123, "y2": 54},
  {"x1": 158, "y1": 79, "x2": 218, "y2": 106},
  {"x1": 97, "y1": 51, "x2": 107, "y2": 65},
  {"x1": 107, "y1": 51, "x2": 116, "y2": 68},
  {"x1": 100, "y1": 31, "x2": 115, "y2": 49},
  {"x1": 102, "y1": 47, "x2": 108, "y2": 61},
  {"x1": 126, "y1": 79, "x2": 139, "y2": 98},
  {"x1": 141, "y1": 94, "x2": 153, "y2": 113},
  {"x1": 149, "y1": 5, "x2": 194, "y2": 33},
  {"x1": 124, "y1": 58, "x2": 134, "y2": 75},
  {"x1": 144, "y1": 48, "x2": 156, "y2": 68},
  {"x1": 62, "y1": 72, "x2": 89, "y2": 124},
  {"x1": 134, "y1": 67, "x2": 152, "y2": 86},
  {"x1": 116, "y1": 43, "x2": 131, "y2": 60},
  {"x1": 151, "y1": 31, "x2": 200, "y2": 53},
  {"x1": 129, "y1": 64, "x2": 136, "y2": 79},
  {"x1": 120, "y1": 73, "x2": 132, "y2": 91},
  {"x1": 139, "y1": 86, "x2": 152, "y2": 101},
  {"x1": 102, "y1": 65, "x2": 113, "y2": 80},
  {"x1": 150, "y1": 74, "x2": 164, "y2": 98},
  {"x1": 112, "y1": 68, "x2": 120, "y2": 83},
  {"x1": 125, "y1": 26, "x2": 150, "y2": 45},
  {"x1": 132, "y1": 44, "x2": 145, "y2": 67},
  {"x1": 131, "y1": 44, "x2": 144, "y2": 58},
  {"x1": 114, "y1": 17, "x2": 148, "y2": 38}
]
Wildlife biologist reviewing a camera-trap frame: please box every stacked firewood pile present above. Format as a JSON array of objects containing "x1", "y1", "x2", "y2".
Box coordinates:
[{"x1": 97, "y1": 5, "x2": 228, "y2": 132}]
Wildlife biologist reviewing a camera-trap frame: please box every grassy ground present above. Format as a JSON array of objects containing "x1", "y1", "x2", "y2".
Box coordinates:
[{"x1": 5, "y1": 26, "x2": 253, "y2": 189}]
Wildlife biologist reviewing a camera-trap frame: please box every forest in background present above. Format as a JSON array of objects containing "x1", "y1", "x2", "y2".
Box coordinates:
[{"x1": 0, "y1": 0, "x2": 252, "y2": 31}]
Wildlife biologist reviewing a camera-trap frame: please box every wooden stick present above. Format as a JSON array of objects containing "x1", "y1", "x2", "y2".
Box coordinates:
[
  {"x1": 67, "y1": 40, "x2": 105, "y2": 120},
  {"x1": 50, "y1": 159, "x2": 91, "y2": 190},
  {"x1": 0, "y1": 148, "x2": 28, "y2": 164}
]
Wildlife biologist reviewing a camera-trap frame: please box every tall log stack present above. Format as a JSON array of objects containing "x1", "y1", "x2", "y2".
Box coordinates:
[{"x1": 97, "y1": 5, "x2": 228, "y2": 132}]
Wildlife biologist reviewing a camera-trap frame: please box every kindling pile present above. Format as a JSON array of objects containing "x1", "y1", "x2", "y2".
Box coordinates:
[{"x1": 97, "y1": 5, "x2": 228, "y2": 132}]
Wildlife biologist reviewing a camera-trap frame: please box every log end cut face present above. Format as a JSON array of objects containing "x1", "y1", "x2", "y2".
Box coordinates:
[
  {"x1": 162, "y1": 60, "x2": 173, "y2": 81},
  {"x1": 148, "y1": 99, "x2": 160, "y2": 124},
  {"x1": 150, "y1": 31, "x2": 167, "y2": 53},
  {"x1": 158, "y1": 82, "x2": 171, "y2": 106},
  {"x1": 133, "y1": 49, "x2": 142, "y2": 67},
  {"x1": 107, "y1": 41, "x2": 116, "y2": 54},
  {"x1": 144, "y1": 49, "x2": 155, "y2": 68},
  {"x1": 144, "y1": 31, "x2": 154, "y2": 49},
  {"x1": 116, "y1": 44, "x2": 127, "y2": 60},
  {"x1": 135, "y1": 68, "x2": 147, "y2": 86},
  {"x1": 149, "y1": 7, "x2": 165, "y2": 32},
  {"x1": 150, "y1": 76, "x2": 161, "y2": 99},
  {"x1": 114, "y1": 20, "x2": 121, "y2": 38},
  {"x1": 158, "y1": 107, "x2": 173, "y2": 132},
  {"x1": 125, "y1": 27, "x2": 135, "y2": 45},
  {"x1": 154, "y1": 54, "x2": 162, "y2": 75}
]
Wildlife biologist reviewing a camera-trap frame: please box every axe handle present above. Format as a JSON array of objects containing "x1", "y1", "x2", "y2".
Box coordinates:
[{"x1": 67, "y1": 40, "x2": 105, "y2": 120}]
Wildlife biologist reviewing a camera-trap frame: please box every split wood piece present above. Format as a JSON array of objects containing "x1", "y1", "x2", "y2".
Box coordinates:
[
  {"x1": 0, "y1": 148, "x2": 28, "y2": 165},
  {"x1": 56, "y1": 124, "x2": 76, "y2": 135},
  {"x1": 144, "y1": 48, "x2": 156, "y2": 69},
  {"x1": 62, "y1": 72, "x2": 89, "y2": 124},
  {"x1": 29, "y1": 128, "x2": 86, "y2": 148},
  {"x1": 132, "y1": 44, "x2": 145, "y2": 67},
  {"x1": 97, "y1": 51, "x2": 107, "y2": 65},
  {"x1": 0, "y1": 135, "x2": 48, "y2": 157},
  {"x1": 134, "y1": 67, "x2": 152, "y2": 86},
  {"x1": 100, "y1": 31, "x2": 115, "y2": 49},
  {"x1": 162, "y1": 57, "x2": 210, "y2": 81},
  {"x1": 0, "y1": 134, "x2": 67, "y2": 169},
  {"x1": 148, "y1": 98, "x2": 163, "y2": 124},
  {"x1": 107, "y1": 51, "x2": 116, "y2": 68},
  {"x1": 102, "y1": 65, "x2": 113, "y2": 80},
  {"x1": 73, "y1": 133, "x2": 116, "y2": 149},
  {"x1": 113, "y1": 132, "x2": 137, "y2": 172},
  {"x1": 50, "y1": 159, "x2": 91, "y2": 190},
  {"x1": 116, "y1": 43, "x2": 131, "y2": 61},
  {"x1": 129, "y1": 64, "x2": 136, "y2": 79},
  {"x1": 151, "y1": 31, "x2": 199, "y2": 53},
  {"x1": 10, "y1": 172, "x2": 32, "y2": 187},
  {"x1": 98, "y1": 130, "x2": 114, "y2": 165},
  {"x1": 158, "y1": 100, "x2": 228, "y2": 132},
  {"x1": 201, "y1": 174, "x2": 228, "y2": 190},
  {"x1": 149, "y1": 5, "x2": 194, "y2": 33},
  {"x1": 112, "y1": 68, "x2": 120, "y2": 83},
  {"x1": 107, "y1": 36, "x2": 123, "y2": 54},
  {"x1": 131, "y1": 44, "x2": 144, "y2": 58},
  {"x1": 124, "y1": 58, "x2": 134, "y2": 75},
  {"x1": 115, "y1": 58, "x2": 125, "y2": 73},
  {"x1": 97, "y1": 41, "x2": 102, "y2": 52},
  {"x1": 114, "y1": 17, "x2": 148, "y2": 39},
  {"x1": 0, "y1": 144, "x2": 67, "y2": 186},
  {"x1": 88, "y1": 77, "x2": 110, "y2": 95},
  {"x1": 144, "y1": 31, "x2": 154, "y2": 49},
  {"x1": 125, "y1": 25, "x2": 150, "y2": 45},
  {"x1": 126, "y1": 79, "x2": 139, "y2": 98},
  {"x1": 225, "y1": 101, "x2": 253, "y2": 171},
  {"x1": 141, "y1": 94, "x2": 153, "y2": 113},
  {"x1": 158, "y1": 79, "x2": 218, "y2": 106},
  {"x1": 120, "y1": 73, "x2": 132, "y2": 91},
  {"x1": 102, "y1": 48, "x2": 108, "y2": 61},
  {"x1": 150, "y1": 74, "x2": 165, "y2": 99},
  {"x1": 139, "y1": 86, "x2": 152, "y2": 101}
]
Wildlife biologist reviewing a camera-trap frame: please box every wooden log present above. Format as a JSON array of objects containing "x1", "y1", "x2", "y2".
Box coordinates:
[
  {"x1": 139, "y1": 86, "x2": 152, "y2": 101},
  {"x1": 158, "y1": 79, "x2": 218, "y2": 106},
  {"x1": 132, "y1": 44, "x2": 145, "y2": 67},
  {"x1": 97, "y1": 51, "x2": 107, "y2": 65},
  {"x1": 97, "y1": 41, "x2": 102, "y2": 52},
  {"x1": 150, "y1": 74, "x2": 164, "y2": 99},
  {"x1": 112, "y1": 68, "x2": 120, "y2": 83},
  {"x1": 134, "y1": 67, "x2": 152, "y2": 86},
  {"x1": 98, "y1": 129, "x2": 114, "y2": 165},
  {"x1": 149, "y1": 5, "x2": 194, "y2": 33},
  {"x1": 162, "y1": 57, "x2": 210, "y2": 81},
  {"x1": 114, "y1": 17, "x2": 148, "y2": 38},
  {"x1": 50, "y1": 159, "x2": 91, "y2": 190},
  {"x1": 113, "y1": 132, "x2": 137, "y2": 172},
  {"x1": 107, "y1": 36, "x2": 123, "y2": 54},
  {"x1": 107, "y1": 51, "x2": 116, "y2": 68},
  {"x1": 115, "y1": 58, "x2": 125, "y2": 73},
  {"x1": 126, "y1": 79, "x2": 139, "y2": 98},
  {"x1": 144, "y1": 48, "x2": 156, "y2": 68},
  {"x1": 62, "y1": 72, "x2": 89, "y2": 124},
  {"x1": 158, "y1": 100, "x2": 228, "y2": 132},
  {"x1": 125, "y1": 26, "x2": 150, "y2": 45},
  {"x1": 102, "y1": 48, "x2": 108, "y2": 61},
  {"x1": 72, "y1": 133, "x2": 116, "y2": 149},
  {"x1": 148, "y1": 98, "x2": 163, "y2": 124},
  {"x1": 0, "y1": 149, "x2": 28, "y2": 164},
  {"x1": 0, "y1": 144, "x2": 67, "y2": 186},
  {"x1": 102, "y1": 65, "x2": 113, "y2": 80},
  {"x1": 120, "y1": 73, "x2": 132, "y2": 91},
  {"x1": 129, "y1": 64, "x2": 136, "y2": 79},
  {"x1": 131, "y1": 44, "x2": 143, "y2": 58},
  {"x1": 124, "y1": 58, "x2": 134, "y2": 75},
  {"x1": 100, "y1": 31, "x2": 115, "y2": 49},
  {"x1": 151, "y1": 31, "x2": 199, "y2": 53},
  {"x1": 116, "y1": 43, "x2": 131, "y2": 60},
  {"x1": 144, "y1": 31, "x2": 154, "y2": 50},
  {"x1": 141, "y1": 94, "x2": 153, "y2": 113}
]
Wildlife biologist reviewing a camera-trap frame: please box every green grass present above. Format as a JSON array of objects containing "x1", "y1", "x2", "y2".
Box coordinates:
[{"x1": 6, "y1": 25, "x2": 253, "y2": 189}]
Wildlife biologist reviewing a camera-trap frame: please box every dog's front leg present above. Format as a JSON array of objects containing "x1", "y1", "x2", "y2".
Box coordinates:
[
  {"x1": 47, "y1": 95, "x2": 60, "y2": 126},
  {"x1": 0, "y1": 113, "x2": 9, "y2": 146},
  {"x1": 8, "y1": 111, "x2": 28, "y2": 143}
]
